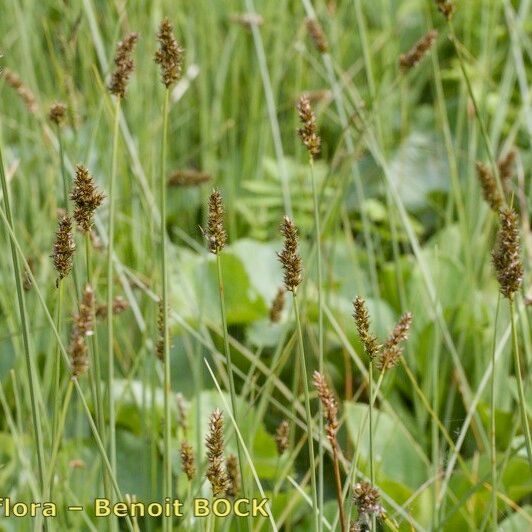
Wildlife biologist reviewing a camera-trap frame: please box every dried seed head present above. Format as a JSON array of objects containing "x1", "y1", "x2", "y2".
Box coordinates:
[
  {"x1": 377, "y1": 312, "x2": 413, "y2": 371},
  {"x1": 497, "y1": 149, "x2": 516, "y2": 191},
  {"x1": 226, "y1": 454, "x2": 240, "y2": 497},
  {"x1": 23, "y1": 258, "x2": 34, "y2": 292},
  {"x1": 305, "y1": 18, "x2": 328, "y2": 53},
  {"x1": 492, "y1": 208, "x2": 523, "y2": 300},
  {"x1": 476, "y1": 162, "x2": 503, "y2": 212},
  {"x1": 349, "y1": 521, "x2": 363, "y2": 532},
  {"x1": 180, "y1": 441, "x2": 196, "y2": 481},
  {"x1": 435, "y1": 0, "x2": 455, "y2": 20},
  {"x1": 2, "y1": 68, "x2": 38, "y2": 113},
  {"x1": 269, "y1": 287, "x2": 286, "y2": 323},
  {"x1": 51, "y1": 215, "x2": 76, "y2": 286},
  {"x1": 155, "y1": 299, "x2": 166, "y2": 361},
  {"x1": 353, "y1": 482, "x2": 384, "y2": 518},
  {"x1": 167, "y1": 169, "x2": 212, "y2": 187},
  {"x1": 297, "y1": 95, "x2": 321, "y2": 160},
  {"x1": 109, "y1": 32, "x2": 139, "y2": 98},
  {"x1": 155, "y1": 18, "x2": 184, "y2": 88},
  {"x1": 95, "y1": 296, "x2": 129, "y2": 319},
  {"x1": 70, "y1": 164, "x2": 105, "y2": 233},
  {"x1": 275, "y1": 420, "x2": 290, "y2": 456},
  {"x1": 49, "y1": 102, "x2": 67, "y2": 126},
  {"x1": 206, "y1": 409, "x2": 229, "y2": 497},
  {"x1": 313, "y1": 371, "x2": 339, "y2": 444},
  {"x1": 399, "y1": 30, "x2": 438, "y2": 70},
  {"x1": 278, "y1": 216, "x2": 303, "y2": 293},
  {"x1": 205, "y1": 189, "x2": 227, "y2": 254},
  {"x1": 69, "y1": 285, "x2": 94, "y2": 378},
  {"x1": 353, "y1": 297, "x2": 381, "y2": 361},
  {"x1": 176, "y1": 392, "x2": 189, "y2": 434}
]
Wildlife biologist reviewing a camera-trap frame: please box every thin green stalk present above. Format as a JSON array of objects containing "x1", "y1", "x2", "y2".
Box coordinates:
[
  {"x1": 509, "y1": 300, "x2": 532, "y2": 469},
  {"x1": 0, "y1": 139, "x2": 47, "y2": 503},
  {"x1": 51, "y1": 282, "x2": 63, "y2": 444},
  {"x1": 107, "y1": 96, "x2": 121, "y2": 507},
  {"x1": 292, "y1": 294, "x2": 319, "y2": 532},
  {"x1": 490, "y1": 296, "x2": 501, "y2": 529}
]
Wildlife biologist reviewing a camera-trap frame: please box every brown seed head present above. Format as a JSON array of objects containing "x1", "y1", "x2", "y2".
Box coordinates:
[
  {"x1": 51, "y1": 215, "x2": 76, "y2": 286},
  {"x1": 275, "y1": 420, "x2": 290, "y2": 456},
  {"x1": 23, "y1": 258, "x2": 34, "y2": 292},
  {"x1": 313, "y1": 371, "x2": 339, "y2": 444},
  {"x1": 109, "y1": 32, "x2": 139, "y2": 98},
  {"x1": 155, "y1": 299, "x2": 166, "y2": 361},
  {"x1": 305, "y1": 18, "x2": 328, "y2": 53},
  {"x1": 297, "y1": 95, "x2": 321, "y2": 160},
  {"x1": 69, "y1": 285, "x2": 94, "y2": 378},
  {"x1": 353, "y1": 481, "x2": 384, "y2": 518},
  {"x1": 377, "y1": 312, "x2": 413, "y2": 371},
  {"x1": 155, "y1": 18, "x2": 184, "y2": 88},
  {"x1": 167, "y1": 169, "x2": 212, "y2": 187},
  {"x1": 70, "y1": 164, "x2": 105, "y2": 233},
  {"x1": 492, "y1": 208, "x2": 523, "y2": 300},
  {"x1": 176, "y1": 392, "x2": 189, "y2": 435},
  {"x1": 349, "y1": 521, "x2": 363, "y2": 532},
  {"x1": 353, "y1": 297, "x2": 381, "y2": 361},
  {"x1": 49, "y1": 102, "x2": 67, "y2": 126},
  {"x1": 205, "y1": 189, "x2": 227, "y2": 254},
  {"x1": 230, "y1": 13, "x2": 264, "y2": 28},
  {"x1": 226, "y1": 454, "x2": 240, "y2": 497},
  {"x1": 95, "y1": 296, "x2": 129, "y2": 319},
  {"x1": 497, "y1": 149, "x2": 516, "y2": 191},
  {"x1": 476, "y1": 162, "x2": 503, "y2": 212},
  {"x1": 206, "y1": 409, "x2": 229, "y2": 497},
  {"x1": 435, "y1": 0, "x2": 455, "y2": 20},
  {"x1": 180, "y1": 441, "x2": 196, "y2": 481},
  {"x1": 2, "y1": 68, "x2": 38, "y2": 113},
  {"x1": 399, "y1": 30, "x2": 438, "y2": 71},
  {"x1": 269, "y1": 287, "x2": 286, "y2": 323},
  {"x1": 278, "y1": 216, "x2": 302, "y2": 293}
]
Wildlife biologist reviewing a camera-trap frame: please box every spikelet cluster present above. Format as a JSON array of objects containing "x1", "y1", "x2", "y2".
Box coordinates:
[
  {"x1": 435, "y1": 0, "x2": 455, "y2": 20},
  {"x1": 109, "y1": 32, "x2": 139, "y2": 98},
  {"x1": 226, "y1": 454, "x2": 240, "y2": 497},
  {"x1": 353, "y1": 481, "x2": 384, "y2": 519},
  {"x1": 23, "y1": 258, "x2": 34, "y2": 292},
  {"x1": 492, "y1": 208, "x2": 523, "y2": 300},
  {"x1": 297, "y1": 95, "x2": 321, "y2": 160},
  {"x1": 269, "y1": 287, "x2": 286, "y2": 323},
  {"x1": 155, "y1": 299, "x2": 166, "y2": 361},
  {"x1": 95, "y1": 296, "x2": 129, "y2": 319},
  {"x1": 180, "y1": 441, "x2": 196, "y2": 481},
  {"x1": 2, "y1": 68, "x2": 37, "y2": 113},
  {"x1": 167, "y1": 169, "x2": 212, "y2": 187},
  {"x1": 377, "y1": 312, "x2": 413, "y2": 371},
  {"x1": 313, "y1": 371, "x2": 339, "y2": 444},
  {"x1": 70, "y1": 165, "x2": 105, "y2": 233},
  {"x1": 476, "y1": 162, "x2": 503, "y2": 212},
  {"x1": 353, "y1": 297, "x2": 380, "y2": 360},
  {"x1": 399, "y1": 30, "x2": 438, "y2": 70},
  {"x1": 275, "y1": 420, "x2": 290, "y2": 455},
  {"x1": 497, "y1": 149, "x2": 516, "y2": 192},
  {"x1": 205, "y1": 189, "x2": 227, "y2": 254},
  {"x1": 206, "y1": 409, "x2": 229, "y2": 496},
  {"x1": 51, "y1": 215, "x2": 76, "y2": 286},
  {"x1": 175, "y1": 392, "x2": 189, "y2": 435},
  {"x1": 155, "y1": 18, "x2": 184, "y2": 88},
  {"x1": 49, "y1": 102, "x2": 67, "y2": 126},
  {"x1": 305, "y1": 18, "x2": 328, "y2": 53},
  {"x1": 69, "y1": 285, "x2": 94, "y2": 378},
  {"x1": 278, "y1": 217, "x2": 302, "y2": 293}
]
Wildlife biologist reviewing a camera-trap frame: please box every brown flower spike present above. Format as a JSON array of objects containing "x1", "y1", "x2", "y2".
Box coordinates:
[
  {"x1": 51, "y1": 215, "x2": 76, "y2": 286},
  {"x1": 476, "y1": 162, "x2": 503, "y2": 212},
  {"x1": 70, "y1": 165, "x2": 105, "y2": 233},
  {"x1": 226, "y1": 454, "x2": 240, "y2": 497},
  {"x1": 399, "y1": 30, "x2": 438, "y2": 70},
  {"x1": 353, "y1": 481, "x2": 384, "y2": 519},
  {"x1": 69, "y1": 285, "x2": 94, "y2": 378},
  {"x1": 497, "y1": 149, "x2": 516, "y2": 191},
  {"x1": 435, "y1": 0, "x2": 455, "y2": 20},
  {"x1": 275, "y1": 420, "x2": 290, "y2": 456},
  {"x1": 305, "y1": 18, "x2": 328, "y2": 53},
  {"x1": 2, "y1": 68, "x2": 37, "y2": 113},
  {"x1": 167, "y1": 169, "x2": 211, "y2": 187},
  {"x1": 109, "y1": 32, "x2": 139, "y2": 98},
  {"x1": 206, "y1": 409, "x2": 229, "y2": 497},
  {"x1": 377, "y1": 312, "x2": 413, "y2": 371},
  {"x1": 205, "y1": 189, "x2": 227, "y2": 254},
  {"x1": 353, "y1": 297, "x2": 380, "y2": 361},
  {"x1": 297, "y1": 95, "x2": 321, "y2": 160},
  {"x1": 155, "y1": 18, "x2": 184, "y2": 88},
  {"x1": 278, "y1": 217, "x2": 302, "y2": 293},
  {"x1": 49, "y1": 102, "x2": 67, "y2": 126},
  {"x1": 313, "y1": 371, "x2": 339, "y2": 444},
  {"x1": 269, "y1": 287, "x2": 286, "y2": 323},
  {"x1": 492, "y1": 208, "x2": 523, "y2": 300},
  {"x1": 180, "y1": 441, "x2": 196, "y2": 481}
]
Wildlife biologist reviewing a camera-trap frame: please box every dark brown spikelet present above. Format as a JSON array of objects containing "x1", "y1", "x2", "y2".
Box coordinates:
[
  {"x1": 378, "y1": 312, "x2": 413, "y2": 371},
  {"x1": 353, "y1": 296, "x2": 380, "y2": 361},
  {"x1": 226, "y1": 454, "x2": 240, "y2": 497},
  {"x1": 476, "y1": 162, "x2": 503, "y2": 212},
  {"x1": 167, "y1": 169, "x2": 212, "y2": 187},
  {"x1": 399, "y1": 30, "x2": 438, "y2": 70},
  {"x1": 278, "y1": 216, "x2": 303, "y2": 293},
  {"x1": 69, "y1": 285, "x2": 94, "y2": 378},
  {"x1": 269, "y1": 287, "x2": 286, "y2": 323},
  {"x1": 2, "y1": 68, "x2": 38, "y2": 113},
  {"x1": 51, "y1": 215, "x2": 76, "y2": 286},
  {"x1": 492, "y1": 208, "x2": 523, "y2": 300},
  {"x1": 435, "y1": 0, "x2": 455, "y2": 20},
  {"x1": 497, "y1": 149, "x2": 516, "y2": 191},
  {"x1": 23, "y1": 258, "x2": 34, "y2": 292},
  {"x1": 95, "y1": 296, "x2": 129, "y2": 319},
  {"x1": 175, "y1": 392, "x2": 189, "y2": 435},
  {"x1": 313, "y1": 371, "x2": 339, "y2": 444},
  {"x1": 70, "y1": 164, "x2": 105, "y2": 233},
  {"x1": 180, "y1": 441, "x2": 196, "y2": 481},
  {"x1": 205, "y1": 189, "x2": 227, "y2": 254},
  {"x1": 155, "y1": 18, "x2": 184, "y2": 88},
  {"x1": 275, "y1": 420, "x2": 290, "y2": 455},
  {"x1": 297, "y1": 95, "x2": 321, "y2": 160},
  {"x1": 49, "y1": 102, "x2": 67, "y2": 126},
  {"x1": 109, "y1": 32, "x2": 139, "y2": 98},
  {"x1": 353, "y1": 481, "x2": 384, "y2": 519},
  {"x1": 155, "y1": 299, "x2": 165, "y2": 361},
  {"x1": 349, "y1": 521, "x2": 363, "y2": 532},
  {"x1": 305, "y1": 18, "x2": 328, "y2": 53},
  {"x1": 206, "y1": 409, "x2": 229, "y2": 497}
]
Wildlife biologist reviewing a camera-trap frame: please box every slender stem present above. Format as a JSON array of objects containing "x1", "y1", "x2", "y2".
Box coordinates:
[
  {"x1": 368, "y1": 362, "x2": 376, "y2": 532},
  {"x1": 107, "y1": 96, "x2": 121, "y2": 504},
  {"x1": 331, "y1": 441, "x2": 347, "y2": 532},
  {"x1": 509, "y1": 299, "x2": 532, "y2": 469},
  {"x1": 490, "y1": 296, "x2": 501, "y2": 529},
  {"x1": 292, "y1": 293, "x2": 319, "y2": 532}
]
